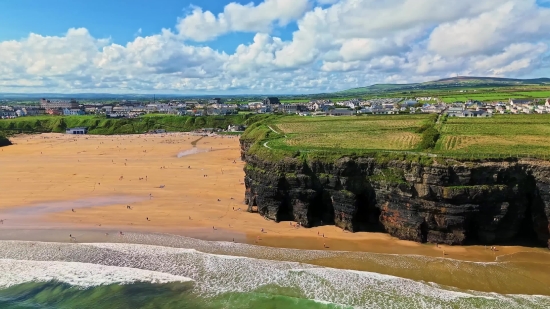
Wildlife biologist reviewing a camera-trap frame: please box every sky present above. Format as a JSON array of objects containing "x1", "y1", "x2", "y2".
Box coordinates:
[{"x1": 1, "y1": 0, "x2": 550, "y2": 94}]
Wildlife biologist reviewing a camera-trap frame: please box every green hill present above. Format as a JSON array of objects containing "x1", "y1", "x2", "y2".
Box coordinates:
[{"x1": 335, "y1": 76, "x2": 550, "y2": 96}]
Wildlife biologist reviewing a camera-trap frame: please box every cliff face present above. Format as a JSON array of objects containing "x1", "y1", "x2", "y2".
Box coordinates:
[
  {"x1": 241, "y1": 141, "x2": 550, "y2": 247},
  {"x1": 0, "y1": 136, "x2": 11, "y2": 147}
]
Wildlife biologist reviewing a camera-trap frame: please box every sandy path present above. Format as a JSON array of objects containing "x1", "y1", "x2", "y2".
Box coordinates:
[{"x1": 0, "y1": 133, "x2": 548, "y2": 264}]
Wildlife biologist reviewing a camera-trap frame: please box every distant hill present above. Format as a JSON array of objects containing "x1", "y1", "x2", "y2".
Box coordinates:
[{"x1": 335, "y1": 76, "x2": 550, "y2": 95}]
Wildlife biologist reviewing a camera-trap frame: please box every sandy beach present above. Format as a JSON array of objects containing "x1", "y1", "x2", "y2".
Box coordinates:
[{"x1": 1, "y1": 133, "x2": 550, "y2": 295}]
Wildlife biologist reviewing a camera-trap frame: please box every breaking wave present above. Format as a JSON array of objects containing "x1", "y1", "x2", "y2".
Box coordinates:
[{"x1": 0, "y1": 240, "x2": 548, "y2": 308}]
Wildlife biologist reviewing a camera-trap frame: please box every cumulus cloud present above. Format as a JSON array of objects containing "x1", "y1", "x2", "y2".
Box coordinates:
[
  {"x1": 1, "y1": 0, "x2": 550, "y2": 94},
  {"x1": 176, "y1": 0, "x2": 310, "y2": 41}
]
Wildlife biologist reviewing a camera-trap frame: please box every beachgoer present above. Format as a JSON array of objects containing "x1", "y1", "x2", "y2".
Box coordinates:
[
  {"x1": 146, "y1": 217, "x2": 149, "y2": 221},
  {"x1": 72, "y1": 208, "x2": 75, "y2": 212}
]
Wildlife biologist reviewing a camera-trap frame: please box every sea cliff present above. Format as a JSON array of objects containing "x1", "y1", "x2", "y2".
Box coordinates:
[{"x1": 241, "y1": 140, "x2": 550, "y2": 248}]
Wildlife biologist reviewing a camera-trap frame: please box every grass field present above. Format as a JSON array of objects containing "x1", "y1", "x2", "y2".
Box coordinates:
[
  {"x1": 435, "y1": 114, "x2": 550, "y2": 157},
  {"x1": 268, "y1": 114, "x2": 433, "y2": 152},
  {"x1": 242, "y1": 113, "x2": 550, "y2": 162}
]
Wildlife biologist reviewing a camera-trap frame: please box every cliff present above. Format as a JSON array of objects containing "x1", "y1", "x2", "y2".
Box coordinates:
[
  {"x1": 241, "y1": 141, "x2": 550, "y2": 248},
  {"x1": 0, "y1": 135, "x2": 11, "y2": 147}
]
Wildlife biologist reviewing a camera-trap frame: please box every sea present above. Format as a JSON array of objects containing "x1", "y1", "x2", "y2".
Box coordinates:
[{"x1": 0, "y1": 232, "x2": 549, "y2": 309}]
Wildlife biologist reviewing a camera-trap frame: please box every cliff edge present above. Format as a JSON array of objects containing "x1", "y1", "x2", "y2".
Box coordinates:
[{"x1": 241, "y1": 140, "x2": 550, "y2": 248}]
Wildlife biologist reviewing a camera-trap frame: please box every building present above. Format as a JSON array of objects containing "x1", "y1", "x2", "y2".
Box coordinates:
[
  {"x1": 40, "y1": 98, "x2": 79, "y2": 109},
  {"x1": 262, "y1": 97, "x2": 280, "y2": 105},
  {"x1": 280, "y1": 104, "x2": 298, "y2": 114},
  {"x1": 330, "y1": 108, "x2": 355, "y2": 116},
  {"x1": 66, "y1": 127, "x2": 88, "y2": 134},
  {"x1": 63, "y1": 108, "x2": 85, "y2": 116},
  {"x1": 447, "y1": 110, "x2": 491, "y2": 117}
]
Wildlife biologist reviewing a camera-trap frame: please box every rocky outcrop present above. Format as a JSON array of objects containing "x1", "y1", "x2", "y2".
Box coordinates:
[
  {"x1": 241, "y1": 141, "x2": 550, "y2": 247},
  {"x1": 0, "y1": 136, "x2": 11, "y2": 147}
]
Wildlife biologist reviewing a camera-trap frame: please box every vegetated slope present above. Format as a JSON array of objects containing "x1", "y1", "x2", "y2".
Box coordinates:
[
  {"x1": 335, "y1": 76, "x2": 550, "y2": 96},
  {"x1": 0, "y1": 114, "x2": 267, "y2": 135}
]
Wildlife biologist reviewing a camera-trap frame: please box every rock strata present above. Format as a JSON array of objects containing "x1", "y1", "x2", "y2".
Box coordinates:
[{"x1": 241, "y1": 141, "x2": 550, "y2": 247}]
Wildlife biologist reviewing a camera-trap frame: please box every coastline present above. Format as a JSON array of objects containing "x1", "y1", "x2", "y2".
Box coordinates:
[
  {"x1": 1, "y1": 227, "x2": 550, "y2": 297},
  {"x1": 1, "y1": 133, "x2": 550, "y2": 298}
]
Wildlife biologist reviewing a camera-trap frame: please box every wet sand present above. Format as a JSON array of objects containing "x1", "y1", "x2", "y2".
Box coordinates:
[{"x1": 1, "y1": 133, "x2": 550, "y2": 295}]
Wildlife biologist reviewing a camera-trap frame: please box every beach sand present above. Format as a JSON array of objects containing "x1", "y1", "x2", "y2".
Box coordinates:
[{"x1": 1, "y1": 133, "x2": 550, "y2": 295}]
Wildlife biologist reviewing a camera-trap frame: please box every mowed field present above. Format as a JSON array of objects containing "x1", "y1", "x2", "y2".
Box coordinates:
[
  {"x1": 263, "y1": 114, "x2": 550, "y2": 159},
  {"x1": 436, "y1": 114, "x2": 550, "y2": 157},
  {"x1": 270, "y1": 114, "x2": 432, "y2": 151}
]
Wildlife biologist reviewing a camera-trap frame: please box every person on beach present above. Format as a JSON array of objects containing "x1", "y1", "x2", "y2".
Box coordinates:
[
  {"x1": 146, "y1": 217, "x2": 149, "y2": 221},
  {"x1": 0, "y1": 219, "x2": 4, "y2": 224},
  {"x1": 71, "y1": 208, "x2": 75, "y2": 212}
]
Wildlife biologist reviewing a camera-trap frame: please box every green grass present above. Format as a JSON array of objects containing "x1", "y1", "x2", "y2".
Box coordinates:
[
  {"x1": 435, "y1": 114, "x2": 550, "y2": 158},
  {"x1": 242, "y1": 113, "x2": 550, "y2": 163},
  {"x1": 0, "y1": 114, "x2": 268, "y2": 135}
]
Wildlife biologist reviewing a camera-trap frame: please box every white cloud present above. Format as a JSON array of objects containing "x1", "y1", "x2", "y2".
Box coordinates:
[
  {"x1": 1, "y1": 0, "x2": 550, "y2": 94},
  {"x1": 176, "y1": 0, "x2": 310, "y2": 41}
]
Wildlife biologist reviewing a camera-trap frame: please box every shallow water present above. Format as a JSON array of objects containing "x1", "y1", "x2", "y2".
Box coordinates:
[
  {"x1": 0, "y1": 233, "x2": 549, "y2": 308},
  {"x1": 177, "y1": 148, "x2": 209, "y2": 157}
]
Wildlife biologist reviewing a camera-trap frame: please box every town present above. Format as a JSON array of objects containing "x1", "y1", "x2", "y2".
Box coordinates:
[{"x1": 2, "y1": 96, "x2": 550, "y2": 120}]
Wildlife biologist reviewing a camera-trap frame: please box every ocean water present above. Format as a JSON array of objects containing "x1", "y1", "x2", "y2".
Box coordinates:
[{"x1": 0, "y1": 236, "x2": 549, "y2": 309}]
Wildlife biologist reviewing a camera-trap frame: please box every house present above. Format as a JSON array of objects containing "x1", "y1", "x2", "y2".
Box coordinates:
[
  {"x1": 46, "y1": 108, "x2": 62, "y2": 115},
  {"x1": 330, "y1": 108, "x2": 355, "y2": 116},
  {"x1": 66, "y1": 127, "x2": 88, "y2": 134},
  {"x1": 228, "y1": 125, "x2": 246, "y2": 132},
  {"x1": 22, "y1": 107, "x2": 45, "y2": 116},
  {"x1": 63, "y1": 108, "x2": 85, "y2": 116},
  {"x1": 402, "y1": 100, "x2": 418, "y2": 107},
  {"x1": 510, "y1": 99, "x2": 532, "y2": 106},
  {"x1": 448, "y1": 110, "x2": 491, "y2": 117},
  {"x1": 281, "y1": 104, "x2": 298, "y2": 114}
]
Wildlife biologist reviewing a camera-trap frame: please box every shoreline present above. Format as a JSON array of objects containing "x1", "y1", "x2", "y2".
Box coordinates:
[
  {"x1": 1, "y1": 227, "x2": 550, "y2": 296},
  {"x1": 1, "y1": 132, "x2": 550, "y2": 296}
]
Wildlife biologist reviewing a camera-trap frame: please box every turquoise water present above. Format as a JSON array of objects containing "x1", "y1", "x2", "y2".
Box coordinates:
[
  {"x1": 0, "y1": 282, "x2": 345, "y2": 309},
  {"x1": 0, "y1": 235, "x2": 549, "y2": 309}
]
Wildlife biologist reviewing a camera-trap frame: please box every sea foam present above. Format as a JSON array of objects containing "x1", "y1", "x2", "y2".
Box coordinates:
[
  {"x1": 0, "y1": 258, "x2": 193, "y2": 289},
  {"x1": 0, "y1": 240, "x2": 548, "y2": 309}
]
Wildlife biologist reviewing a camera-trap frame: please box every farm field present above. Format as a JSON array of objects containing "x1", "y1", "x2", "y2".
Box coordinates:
[
  {"x1": 269, "y1": 114, "x2": 433, "y2": 152},
  {"x1": 247, "y1": 114, "x2": 550, "y2": 160},
  {"x1": 435, "y1": 114, "x2": 550, "y2": 158}
]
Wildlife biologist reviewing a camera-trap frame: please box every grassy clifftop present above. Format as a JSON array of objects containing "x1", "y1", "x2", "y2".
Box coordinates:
[
  {"x1": 241, "y1": 113, "x2": 550, "y2": 163},
  {"x1": 0, "y1": 114, "x2": 267, "y2": 135}
]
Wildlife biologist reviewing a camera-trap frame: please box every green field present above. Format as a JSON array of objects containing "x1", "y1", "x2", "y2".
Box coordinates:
[
  {"x1": 435, "y1": 115, "x2": 550, "y2": 158},
  {"x1": 271, "y1": 115, "x2": 431, "y2": 151},
  {"x1": 242, "y1": 114, "x2": 550, "y2": 162}
]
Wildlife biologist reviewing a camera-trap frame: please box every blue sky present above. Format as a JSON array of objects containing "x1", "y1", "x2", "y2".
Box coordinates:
[
  {"x1": 0, "y1": 0, "x2": 549, "y2": 94},
  {"x1": 0, "y1": 0, "x2": 280, "y2": 53}
]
